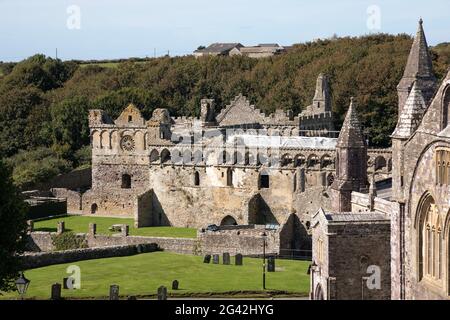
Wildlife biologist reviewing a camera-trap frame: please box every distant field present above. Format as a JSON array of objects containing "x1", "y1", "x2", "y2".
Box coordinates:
[
  {"x1": 33, "y1": 215, "x2": 197, "y2": 238},
  {"x1": 0, "y1": 252, "x2": 310, "y2": 299}
]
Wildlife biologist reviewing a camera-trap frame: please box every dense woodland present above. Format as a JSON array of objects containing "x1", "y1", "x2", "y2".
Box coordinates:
[{"x1": 0, "y1": 34, "x2": 449, "y2": 189}]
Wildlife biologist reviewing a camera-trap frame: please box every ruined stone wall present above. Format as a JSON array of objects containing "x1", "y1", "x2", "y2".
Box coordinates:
[
  {"x1": 148, "y1": 165, "x2": 297, "y2": 227},
  {"x1": 51, "y1": 188, "x2": 82, "y2": 214}
]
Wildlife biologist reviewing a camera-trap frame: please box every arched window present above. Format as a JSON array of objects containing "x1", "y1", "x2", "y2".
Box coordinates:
[
  {"x1": 420, "y1": 197, "x2": 442, "y2": 282},
  {"x1": 161, "y1": 149, "x2": 171, "y2": 163},
  {"x1": 91, "y1": 203, "x2": 98, "y2": 214},
  {"x1": 150, "y1": 149, "x2": 159, "y2": 163},
  {"x1": 194, "y1": 171, "x2": 200, "y2": 186},
  {"x1": 121, "y1": 174, "x2": 131, "y2": 189}
]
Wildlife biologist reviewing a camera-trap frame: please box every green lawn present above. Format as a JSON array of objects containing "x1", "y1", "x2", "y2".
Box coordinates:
[
  {"x1": 33, "y1": 215, "x2": 197, "y2": 238},
  {"x1": 1, "y1": 252, "x2": 310, "y2": 299}
]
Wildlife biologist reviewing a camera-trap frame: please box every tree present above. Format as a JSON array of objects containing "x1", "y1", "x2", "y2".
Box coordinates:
[
  {"x1": 50, "y1": 96, "x2": 90, "y2": 156},
  {"x1": 0, "y1": 160, "x2": 28, "y2": 293}
]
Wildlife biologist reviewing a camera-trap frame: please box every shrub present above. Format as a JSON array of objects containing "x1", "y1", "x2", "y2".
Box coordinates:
[{"x1": 51, "y1": 231, "x2": 88, "y2": 251}]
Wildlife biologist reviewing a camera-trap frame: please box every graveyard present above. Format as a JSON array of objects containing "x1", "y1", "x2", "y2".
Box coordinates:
[{"x1": 1, "y1": 252, "x2": 310, "y2": 299}]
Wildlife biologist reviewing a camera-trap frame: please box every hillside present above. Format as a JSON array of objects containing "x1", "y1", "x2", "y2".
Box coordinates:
[{"x1": 0, "y1": 34, "x2": 449, "y2": 188}]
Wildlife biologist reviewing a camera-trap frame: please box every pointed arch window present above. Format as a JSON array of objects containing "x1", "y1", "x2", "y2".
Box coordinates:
[
  {"x1": 435, "y1": 148, "x2": 450, "y2": 185},
  {"x1": 421, "y1": 202, "x2": 442, "y2": 282}
]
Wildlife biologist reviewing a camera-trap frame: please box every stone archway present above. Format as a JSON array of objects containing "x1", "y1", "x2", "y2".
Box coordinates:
[
  {"x1": 91, "y1": 203, "x2": 98, "y2": 214},
  {"x1": 220, "y1": 215, "x2": 238, "y2": 226}
]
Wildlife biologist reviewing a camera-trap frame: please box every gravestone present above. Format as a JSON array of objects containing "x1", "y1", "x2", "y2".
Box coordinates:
[
  {"x1": 212, "y1": 254, "x2": 219, "y2": 264},
  {"x1": 203, "y1": 255, "x2": 211, "y2": 263},
  {"x1": 51, "y1": 283, "x2": 62, "y2": 300},
  {"x1": 267, "y1": 257, "x2": 275, "y2": 272},
  {"x1": 223, "y1": 253, "x2": 230, "y2": 265},
  {"x1": 89, "y1": 223, "x2": 97, "y2": 236},
  {"x1": 235, "y1": 253, "x2": 243, "y2": 266},
  {"x1": 110, "y1": 285, "x2": 119, "y2": 300},
  {"x1": 157, "y1": 286, "x2": 167, "y2": 300},
  {"x1": 172, "y1": 280, "x2": 179, "y2": 290},
  {"x1": 57, "y1": 221, "x2": 65, "y2": 235}
]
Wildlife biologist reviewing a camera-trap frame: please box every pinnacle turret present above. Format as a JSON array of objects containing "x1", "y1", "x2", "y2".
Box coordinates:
[
  {"x1": 336, "y1": 97, "x2": 366, "y2": 148},
  {"x1": 397, "y1": 19, "x2": 437, "y2": 114}
]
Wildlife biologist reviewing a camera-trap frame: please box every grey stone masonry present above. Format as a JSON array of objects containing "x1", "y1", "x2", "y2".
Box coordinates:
[
  {"x1": 121, "y1": 224, "x2": 129, "y2": 237},
  {"x1": 89, "y1": 223, "x2": 97, "y2": 236},
  {"x1": 57, "y1": 221, "x2": 65, "y2": 234}
]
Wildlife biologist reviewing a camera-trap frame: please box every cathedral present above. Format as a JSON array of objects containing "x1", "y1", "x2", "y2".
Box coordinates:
[{"x1": 310, "y1": 19, "x2": 450, "y2": 300}]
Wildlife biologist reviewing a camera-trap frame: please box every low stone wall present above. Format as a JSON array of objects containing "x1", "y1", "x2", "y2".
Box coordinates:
[
  {"x1": 20, "y1": 243, "x2": 158, "y2": 269},
  {"x1": 87, "y1": 235, "x2": 199, "y2": 255},
  {"x1": 26, "y1": 231, "x2": 199, "y2": 255}
]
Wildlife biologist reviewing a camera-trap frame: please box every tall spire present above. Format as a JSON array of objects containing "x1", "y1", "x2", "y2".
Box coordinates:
[
  {"x1": 402, "y1": 18, "x2": 434, "y2": 79},
  {"x1": 336, "y1": 97, "x2": 366, "y2": 148},
  {"x1": 397, "y1": 19, "x2": 436, "y2": 114}
]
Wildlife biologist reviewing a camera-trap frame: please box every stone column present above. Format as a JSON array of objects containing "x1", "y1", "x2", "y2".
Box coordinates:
[
  {"x1": 89, "y1": 223, "x2": 97, "y2": 236},
  {"x1": 121, "y1": 224, "x2": 129, "y2": 237},
  {"x1": 57, "y1": 221, "x2": 65, "y2": 235}
]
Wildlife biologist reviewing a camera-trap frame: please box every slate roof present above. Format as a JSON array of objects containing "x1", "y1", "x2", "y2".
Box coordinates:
[
  {"x1": 195, "y1": 43, "x2": 243, "y2": 54},
  {"x1": 402, "y1": 19, "x2": 434, "y2": 79},
  {"x1": 336, "y1": 98, "x2": 366, "y2": 148},
  {"x1": 392, "y1": 82, "x2": 427, "y2": 138}
]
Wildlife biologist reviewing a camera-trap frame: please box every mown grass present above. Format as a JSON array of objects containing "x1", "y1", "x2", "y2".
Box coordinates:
[
  {"x1": 33, "y1": 215, "x2": 197, "y2": 238},
  {"x1": 0, "y1": 252, "x2": 310, "y2": 299}
]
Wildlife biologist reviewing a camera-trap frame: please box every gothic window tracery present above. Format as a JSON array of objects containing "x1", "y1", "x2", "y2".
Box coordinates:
[{"x1": 421, "y1": 201, "x2": 443, "y2": 283}]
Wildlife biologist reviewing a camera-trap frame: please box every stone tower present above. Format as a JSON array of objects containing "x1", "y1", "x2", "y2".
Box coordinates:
[
  {"x1": 392, "y1": 19, "x2": 436, "y2": 202},
  {"x1": 397, "y1": 19, "x2": 436, "y2": 115},
  {"x1": 312, "y1": 73, "x2": 331, "y2": 113},
  {"x1": 331, "y1": 98, "x2": 368, "y2": 212}
]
